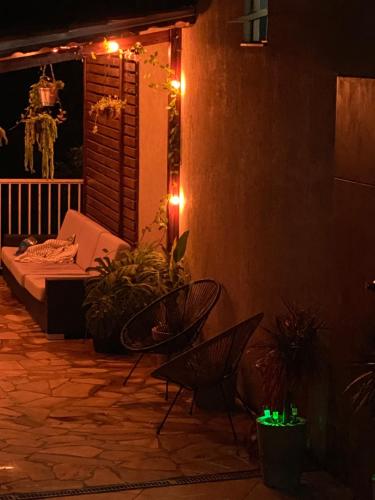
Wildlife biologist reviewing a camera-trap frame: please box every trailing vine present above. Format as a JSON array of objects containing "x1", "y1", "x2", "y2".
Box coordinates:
[
  {"x1": 20, "y1": 65, "x2": 66, "y2": 179},
  {"x1": 90, "y1": 42, "x2": 181, "y2": 175},
  {"x1": 89, "y1": 95, "x2": 127, "y2": 134}
]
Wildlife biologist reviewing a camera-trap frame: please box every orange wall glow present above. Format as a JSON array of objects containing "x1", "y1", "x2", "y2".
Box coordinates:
[{"x1": 181, "y1": 71, "x2": 186, "y2": 96}]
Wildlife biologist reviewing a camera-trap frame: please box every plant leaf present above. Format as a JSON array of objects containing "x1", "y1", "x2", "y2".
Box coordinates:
[{"x1": 173, "y1": 231, "x2": 189, "y2": 263}]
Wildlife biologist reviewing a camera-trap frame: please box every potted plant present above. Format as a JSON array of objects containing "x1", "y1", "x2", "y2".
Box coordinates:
[
  {"x1": 36, "y1": 65, "x2": 63, "y2": 106},
  {"x1": 344, "y1": 355, "x2": 375, "y2": 499},
  {"x1": 89, "y1": 95, "x2": 127, "y2": 134},
  {"x1": 84, "y1": 199, "x2": 190, "y2": 353},
  {"x1": 21, "y1": 65, "x2": 66, "y2": 179},
  {"x1": 254, "y1": 301, "x2": 325, "y2": 491}
]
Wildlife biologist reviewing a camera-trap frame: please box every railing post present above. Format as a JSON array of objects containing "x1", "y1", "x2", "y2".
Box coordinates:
[{"x1": 0, "y1": 179, "x2": 83, "y2": 242}]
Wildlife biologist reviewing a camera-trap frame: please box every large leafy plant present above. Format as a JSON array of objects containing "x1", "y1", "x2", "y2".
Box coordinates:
[
  {"x1": 255, "y1": 301, "x2": 325, "y2": 424},
  {"x1": 84, "y1": 199, "x2": 190, "y2": 341}
]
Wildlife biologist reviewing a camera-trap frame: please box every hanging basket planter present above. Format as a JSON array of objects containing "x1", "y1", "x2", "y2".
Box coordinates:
[
  {"x1": 35, "y1": 64, "x2": 64, "y2": 108},
  {"x1": 38, "y1": 84, "x2": 58, "y2": 107}
]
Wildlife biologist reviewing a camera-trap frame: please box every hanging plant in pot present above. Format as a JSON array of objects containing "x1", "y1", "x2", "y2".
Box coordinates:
[
  {"x1": 254, "y1": 301, "x2": 326, "y2": 491},
  {"x1": 36, "y1": 64, "x2": 62, "y2": 106},
  {"x1": 89, "y1": 95, "x2": 126, "y2": 134},
  {"x1": 20, "y1": 65, "x2": 66, "y2": 179}
]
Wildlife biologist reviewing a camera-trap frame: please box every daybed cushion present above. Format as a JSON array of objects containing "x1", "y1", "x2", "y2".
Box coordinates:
[
  {"x1": 1, "y1": 246, "x2": 86, "y2": 287},
  {"x1": 57, "y1": 210, "x2": 106, "y2": 271},
  {"x1": 89, "y1": 231, "x2": 129, "y2": 269},
  {"x1": 24, "y1": 274, "x2": 88, "y2": 302},
  {"x1": 1, "y1": 209, "x2": 131, "y2": 304}
]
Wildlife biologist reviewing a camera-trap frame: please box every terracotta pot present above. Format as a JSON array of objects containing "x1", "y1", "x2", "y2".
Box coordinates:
[
  {"x1": 151, "y1": 324, "x2": 171, "y2": 343},
  {"x1": 38, "y1": 85, "x2": 58, "y2": 106},
  {"x1": 257, "y1": 416, "x2": 306, "y2": 491}
]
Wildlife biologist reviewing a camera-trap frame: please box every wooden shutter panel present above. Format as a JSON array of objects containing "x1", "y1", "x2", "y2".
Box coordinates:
[{"x1": 84, "y1": 55, "x2": 139, "y2": 245}]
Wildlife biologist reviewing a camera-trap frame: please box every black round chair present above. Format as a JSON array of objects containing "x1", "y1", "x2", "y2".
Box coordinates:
[
  {"x1": 120, "y1": 279, "x2": 221, "y2": 388},
  {"x1": 151, "y1": 312, "x2": 264, "y2": 436}
]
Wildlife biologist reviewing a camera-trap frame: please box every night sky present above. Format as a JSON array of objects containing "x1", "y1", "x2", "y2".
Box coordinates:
[{"x1": 0, "y1": 61, "x2": 83, "y2": 179}]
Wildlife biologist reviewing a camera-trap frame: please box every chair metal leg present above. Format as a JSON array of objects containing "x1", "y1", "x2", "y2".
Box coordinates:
[
  {"x1": 123, "y1": 354, "x2": 143, "y2": 386},
  {"x1": 165, "y1": 380, "x2": 169, "y2": 401},
  {"x1": 157, "y1": 385, "x2": 183, "y2": 435},
  {"x1": 235, "y1": 388, "x2": 257, "y2": 419},
  {"x1": 220, "y1": 382, "x2": 237, "y2": 443}
]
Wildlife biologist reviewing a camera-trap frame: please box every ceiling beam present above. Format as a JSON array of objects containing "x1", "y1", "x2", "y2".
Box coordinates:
[{"x1": 0, "y1": 8, "x2": 195, "y2": 58}]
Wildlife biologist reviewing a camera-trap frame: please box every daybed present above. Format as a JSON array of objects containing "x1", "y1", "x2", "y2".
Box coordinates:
[{"x1": 1, "y1": 209, "x2": 129, "y2": 339}]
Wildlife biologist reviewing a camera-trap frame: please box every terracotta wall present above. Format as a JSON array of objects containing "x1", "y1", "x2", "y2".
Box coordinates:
[
  {"x1": 138, "y1": 42, "x2": 169, "y2": 243},
  {"x1": 180, "y1": 0, "x2": 336, "y2": 400},
  {"x1": 179, "y1": 1, "x2": 375, "y2": 497},
  {"x1": 332, "y1": 77, "x2": 375, "y2": 498}
]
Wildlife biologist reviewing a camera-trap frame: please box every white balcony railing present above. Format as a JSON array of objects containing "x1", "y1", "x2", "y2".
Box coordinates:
[{"x1": 0, "y1": 178, "x2": 83, "y2": 248}]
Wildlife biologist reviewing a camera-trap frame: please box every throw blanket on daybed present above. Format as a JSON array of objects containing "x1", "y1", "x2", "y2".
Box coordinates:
[{"x1": 15, "y1": 239, "x2": 78, "y2": 264}]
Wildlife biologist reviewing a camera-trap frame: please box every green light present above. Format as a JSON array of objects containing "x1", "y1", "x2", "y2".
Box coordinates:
[
  {"x1": 257, "y1": 415, "x2": 306, "y2": 427},
  {"x1": 264, "y1": 409, "x2": 271, "y2": 418},
  {"x1": 272, "y1": 411, "x2": 279, "y2": 421}
]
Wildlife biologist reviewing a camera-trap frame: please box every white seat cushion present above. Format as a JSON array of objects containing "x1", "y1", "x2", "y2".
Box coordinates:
[
  {"x1": 57, "y1": 210, "x2": 106, "y2": 271},
  {"x1": 90, "y1": 232, "x2": 130, "y2": 269},
  {"x1": 24, "y1": 274, "x2": 89, "y2": 302},
  {"x1": 1, "y1": 246, "x2": 87, "y2": 287},
  {"x1": 24, "y1": 275, "x2": 45, "y2": 302}
]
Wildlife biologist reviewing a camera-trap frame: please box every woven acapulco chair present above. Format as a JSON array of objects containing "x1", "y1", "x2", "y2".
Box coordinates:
[
  {"x1": 120, "y1": 279, "x2": 221, "y2": 389},
  {"x1": 150, "y1": 312, "x2": 264, "y2": 437}
]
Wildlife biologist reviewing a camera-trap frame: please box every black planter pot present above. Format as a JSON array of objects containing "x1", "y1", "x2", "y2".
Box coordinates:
[{"x1": 257, "y1": 416, "x2": 306, "y2": 491}]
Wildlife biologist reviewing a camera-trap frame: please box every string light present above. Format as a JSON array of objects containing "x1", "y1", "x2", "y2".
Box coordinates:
[
  {"x1": 104, "y1": 40, "x2": 119, "y2": 53},
  {"x1": 169, "y1": 195, "x2": 180, "y2": 206},
  {"x1": 170, "y1": 80, "x2": 181, "y2": 91}
]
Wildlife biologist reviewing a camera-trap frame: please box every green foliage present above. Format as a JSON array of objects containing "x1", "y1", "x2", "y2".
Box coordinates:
[
  {"x1": 21, "y1": 65, "x2": 66, "y2": 179},
  {"x1": 84, "y1": 199, "x2": 190, "y2": 340},
  {"x1": 255, "y1": 301, "x2": 325, "y2": 423},
  {"x1": 89, "y1": 95, "x2": 127, "y2": 134}
]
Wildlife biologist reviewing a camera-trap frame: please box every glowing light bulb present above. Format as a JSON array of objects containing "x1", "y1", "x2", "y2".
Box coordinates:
[
  {"x1": 170, "y1": 195, "x2": 180, "y2": 206},
  {"x1": 170, "y1": 80, "x2": 181, "y2": 91},
  {"x1": 105, "y1": 40, "x2": 119, "y2": 53}
]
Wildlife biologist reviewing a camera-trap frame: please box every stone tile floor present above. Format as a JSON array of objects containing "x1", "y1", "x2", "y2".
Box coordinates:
[{"x1": 0, "y1": 279, "x2": 354, "y2": 499}]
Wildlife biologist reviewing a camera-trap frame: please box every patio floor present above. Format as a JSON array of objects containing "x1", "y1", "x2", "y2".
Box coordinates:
[{"x1": 0, "y1": 278, "x2": 354, "y2": 499}]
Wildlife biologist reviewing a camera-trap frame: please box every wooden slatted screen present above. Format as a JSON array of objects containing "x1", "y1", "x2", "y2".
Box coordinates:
[{"x1": 84, "y1": 55, "x2": 139, "y2": 245}]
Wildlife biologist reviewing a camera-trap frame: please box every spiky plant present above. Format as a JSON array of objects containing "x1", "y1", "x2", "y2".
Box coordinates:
[
  {"x1": 344, "y1": 358, "x2": 375, "y2": 419},
  {"x1": 256, "y1": 301, "x2": 325, "y2": 423}
]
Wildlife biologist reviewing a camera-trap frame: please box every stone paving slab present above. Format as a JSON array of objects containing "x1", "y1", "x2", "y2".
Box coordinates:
[
  {"x1": 0, "y1": 279, "x2": 354, "y2": 500},
  {"x1": 0, "y1": 279, "x2": 255, "y2": 494}
]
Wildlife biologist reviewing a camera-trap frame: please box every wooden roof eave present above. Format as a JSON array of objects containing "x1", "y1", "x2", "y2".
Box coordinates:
[{"x1": 0, "y1": 7, "x2": 195, "y2": 72}]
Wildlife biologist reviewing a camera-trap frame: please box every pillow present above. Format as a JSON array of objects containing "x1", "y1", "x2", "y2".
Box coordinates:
[{"x1": 15, "y1": 236, "x2": 38, "y2": 256}]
